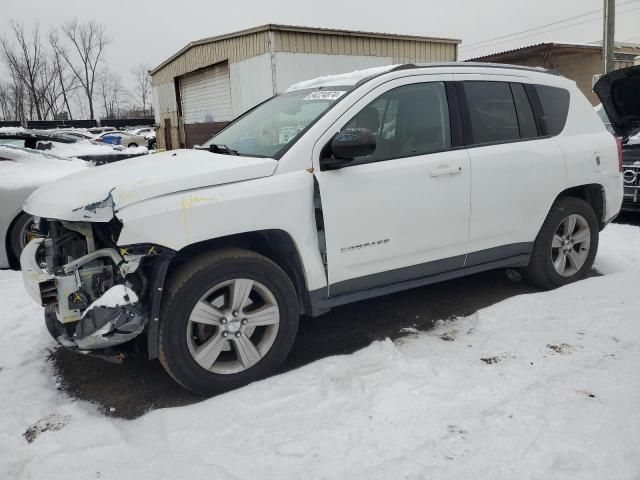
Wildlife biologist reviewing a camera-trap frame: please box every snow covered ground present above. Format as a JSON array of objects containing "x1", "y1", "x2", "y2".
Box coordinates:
[{"x1": 1, "y1": 224, "x2": 639, "y2": 479}]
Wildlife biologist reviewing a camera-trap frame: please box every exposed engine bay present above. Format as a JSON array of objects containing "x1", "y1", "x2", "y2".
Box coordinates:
[{"x1": 22, "y1": 218, "x2": 171, "y2": 356}]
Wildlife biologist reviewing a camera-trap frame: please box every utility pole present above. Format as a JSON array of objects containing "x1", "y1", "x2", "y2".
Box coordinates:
[{"x1": 603, "y1": 0, "x2": 616, "y2": 74}]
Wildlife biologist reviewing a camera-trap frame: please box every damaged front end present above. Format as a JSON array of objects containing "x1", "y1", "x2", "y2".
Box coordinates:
[{"x1": 21, "y1": 218, "x2": 172, "y2": 359}]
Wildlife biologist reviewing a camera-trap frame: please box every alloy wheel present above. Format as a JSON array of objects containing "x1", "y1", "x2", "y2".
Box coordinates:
[
  {"x1": 186, "y1": 278, "x2": 280, "y2": 374},
  {"x1": 551, "y1": 213, "x2": 591, "y2": 277}
]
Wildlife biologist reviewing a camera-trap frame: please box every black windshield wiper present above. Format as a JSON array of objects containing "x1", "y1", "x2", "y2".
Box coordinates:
[{"x1": 207, "y1": 143, "x2": 239, "y2": 156}]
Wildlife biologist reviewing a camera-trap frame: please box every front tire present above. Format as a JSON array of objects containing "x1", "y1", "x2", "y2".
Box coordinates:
[
  {"x1": 158, "y1": 249, "x2": 299, "y2": 395},
  {"x1": 523, "y1": 197, "x2": 599, "y2": 289}
]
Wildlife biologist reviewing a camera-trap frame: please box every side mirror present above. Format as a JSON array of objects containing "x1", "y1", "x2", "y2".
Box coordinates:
[{"x1": 320, "y1": 128, "x2": 376, "y2": 170}]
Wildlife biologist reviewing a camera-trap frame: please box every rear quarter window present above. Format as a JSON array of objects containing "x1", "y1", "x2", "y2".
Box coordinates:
[{"x1": 535, "y1": 85, "x2": 570, "y2": 136}]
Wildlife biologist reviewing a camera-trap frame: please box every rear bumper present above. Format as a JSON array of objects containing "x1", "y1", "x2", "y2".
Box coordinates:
[
  {"x1": 621, "y1": 187, "x2": 640, "y2": 212},
  {"x1": 603, "y1": 174, "x2": 624, "y2": 223}
]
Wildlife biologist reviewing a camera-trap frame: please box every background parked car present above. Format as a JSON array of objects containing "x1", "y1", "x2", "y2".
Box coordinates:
[
  {"x1": 0, "y1": 145, "x2": 89, "y2": 269},
  {"x1": 595, "y1": 104, "x2": 640, "y2": 212},
  {"x1": 0, "y1": 128, "x2": 148, "y2": 165},
  {"x1": 96, "y1": 130, "x2": 147, "y2": 147},
  {"x1": 146, "y1": 131, "x2": 157, "y2": 149},
  {"x1": 128, "y1": 126, "x2": 154, "y2": 137},
  {"x1": 87, "y1": 126, "x2": 116, "y2": 136},
  {"x1": 47, "y1": 128, "x2": 96, "y2": 141}
]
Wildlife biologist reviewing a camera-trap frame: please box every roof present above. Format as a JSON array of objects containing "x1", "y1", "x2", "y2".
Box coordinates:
[
  {"x1": 468, "y1": 41, "x2": 640, "y2": 62},
  {"x1": 286, "y1": 65, "x2": 399, "y2": 92},
  {"x1": 286, "y1": 62, "x2": 558, "y2": 91},
  {"x1": 150, "y1": 24, "x2": 461, "y2": 75}
]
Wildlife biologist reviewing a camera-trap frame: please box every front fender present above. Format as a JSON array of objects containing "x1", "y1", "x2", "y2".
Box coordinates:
[{"x1": 115, "y1": 170, "x2": 327, "y2": 292}]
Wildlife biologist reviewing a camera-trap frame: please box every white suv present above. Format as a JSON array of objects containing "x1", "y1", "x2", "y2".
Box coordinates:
[{"x1": 21, "y1": 63, "x2": 628, "y2": 395}]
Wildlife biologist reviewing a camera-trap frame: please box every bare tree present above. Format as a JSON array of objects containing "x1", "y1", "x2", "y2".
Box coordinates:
[
  {"x1": 98, "y1": 69, "x2": 127, "y2": 119},
  {"x1": 0, "y1": 82, "x2": 13, "y2": 120},
  {"x1": 0, "y1": 21, "x2": 47, "y2": 120},
  {"x1": 49, "y1": 38, "x2": 77, "y2": 120},
  {"x1": 131, "y1": 63, "x2": 152, "y2": 116},
  {"x1": 51, "y1": 19, "x2": 109, "y2": 119}
]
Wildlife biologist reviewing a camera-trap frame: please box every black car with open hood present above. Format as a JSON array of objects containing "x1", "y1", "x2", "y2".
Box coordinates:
[
  {"x1": 595, "y1": 65, "x2": 640, "y2": 212},
  {"x1": 594, "y1": 65, "x2": 640, "y2": 139}
]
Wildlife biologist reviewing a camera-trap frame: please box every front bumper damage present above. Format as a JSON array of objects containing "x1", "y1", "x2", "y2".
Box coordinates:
[{"x1": 21, "y1": 236, "x2": 170, "y2": 357}]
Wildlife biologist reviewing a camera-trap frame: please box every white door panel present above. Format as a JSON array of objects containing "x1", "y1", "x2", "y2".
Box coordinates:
[
  {"x1": 317, "y1": 150, "x2": 471, "y2": 294},
  {"x1": 465, "y1": 139, "x2": 566, "y2": 255},
  {"x1": 311, "y1": 74, "x2": 471, "y2": 296},
  {"x1": 452, "y1": 73, "x2": 567, "y2": 258}
]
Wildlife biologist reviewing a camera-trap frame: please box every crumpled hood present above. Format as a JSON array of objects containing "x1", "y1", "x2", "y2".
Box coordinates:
[{"x1": 24, "y1": 149, "x2": 278, "y2": 221}]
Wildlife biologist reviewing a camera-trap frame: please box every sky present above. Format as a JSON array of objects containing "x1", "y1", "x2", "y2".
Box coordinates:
[{"x1": 1, "y1": 0, "x2": 639, "y2": 115}]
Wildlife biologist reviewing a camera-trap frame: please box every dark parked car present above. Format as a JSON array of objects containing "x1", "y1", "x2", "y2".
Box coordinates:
[
  {"x1": 620, "y1": 143, "x2": 640, "y2": 211},
  {"x1": 594, "y1": 65, "x2": 640, "y2": 212}
]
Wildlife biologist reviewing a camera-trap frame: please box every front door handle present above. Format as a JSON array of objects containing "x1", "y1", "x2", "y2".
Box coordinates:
[{"x1": 429, "y1": 166, "x2": 462, "y2": 177}]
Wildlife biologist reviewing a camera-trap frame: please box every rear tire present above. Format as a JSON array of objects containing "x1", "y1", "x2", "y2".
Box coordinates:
[
  {"x1": 523, "y1": 197, "x2": 599, "y2": 289},
  {"x1": 127, "y1": 142, "x2": 138, "y2": 148},
  {"x1": 158, "y1": 248, "x2": 299, "y2": 396}
]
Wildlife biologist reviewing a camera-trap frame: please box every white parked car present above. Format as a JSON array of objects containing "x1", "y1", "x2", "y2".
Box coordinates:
[
  {"x1": 96, "y1": 130, "x2": 147, "y2": 148},
  {"x1": 0, "y1": 146, "x2": 88, "y2": 269},
  {"x1": 129, "y1": 126, "x2": 155, "y2": 137},
  {"x1": 20, "y1": 63, "x2": 629, "y2": 395}
]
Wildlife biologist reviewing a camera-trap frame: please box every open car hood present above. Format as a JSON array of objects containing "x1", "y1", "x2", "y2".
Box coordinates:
[
  {"x1": 24, "y1": 149, "x2": 277, "y2": 222},
  {"x1": 594, "y1": 65, "x2": 640, "y2": 139}
]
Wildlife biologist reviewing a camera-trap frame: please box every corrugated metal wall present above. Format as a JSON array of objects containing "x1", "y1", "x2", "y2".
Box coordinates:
[
  {"x1": 151, "y1": 27, "x2": 459, "y2": 149},
  {"x1": 274, "y1": 30, "x2": 457, "y2": 63},
  {"x1": 152, "y1": 31, "x2": 270, "y2": 85}
]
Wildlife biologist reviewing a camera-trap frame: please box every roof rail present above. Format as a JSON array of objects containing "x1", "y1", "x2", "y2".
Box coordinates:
[
  {"x1": 392, "y1": 62, "x2": 560, "y2": 76},
  {"x1": 353, "y1": 62, "x2": 560, "y2": 90}
]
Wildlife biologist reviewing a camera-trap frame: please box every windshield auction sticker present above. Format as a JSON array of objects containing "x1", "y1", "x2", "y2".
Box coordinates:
[{"x1": 302, "y1": 90, "x2": 346, "y2": 101}]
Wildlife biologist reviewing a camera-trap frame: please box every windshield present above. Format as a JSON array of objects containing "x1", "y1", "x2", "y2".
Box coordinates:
[{"x1": 201, "y1": 88, "x2": 350, "y2": 158}]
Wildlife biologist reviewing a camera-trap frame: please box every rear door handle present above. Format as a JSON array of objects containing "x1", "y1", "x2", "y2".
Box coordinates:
[{"x1": 429, "y1": 166, "x2": 462, "y2": 177}]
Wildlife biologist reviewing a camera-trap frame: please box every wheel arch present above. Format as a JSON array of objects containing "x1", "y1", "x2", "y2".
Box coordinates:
[
  {"x1": 167, "y1": 229, "x2": 311, "y2": 314},
  {"x1": 555, "y1": 183, "x2": 606, "y2": 230}
]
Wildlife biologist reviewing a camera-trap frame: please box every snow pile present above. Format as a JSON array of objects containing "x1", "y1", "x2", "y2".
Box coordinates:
[
  {"x1": 0, "y1": 146, "x2": 88, "y2": 190},
  {"x1": 286, "y1": 65, "x2": 398, "y2": 92},
  {"x1": 0, "y1": 224, "x2": 639, "y2": 479},
  {"x1": 82, "y1": 285, "x2": 138, "y2": 318}
]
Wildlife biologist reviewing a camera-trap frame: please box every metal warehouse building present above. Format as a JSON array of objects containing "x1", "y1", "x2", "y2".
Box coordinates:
[{"x1": 150, "y1": 24, "x2": 460, "y2": 149}]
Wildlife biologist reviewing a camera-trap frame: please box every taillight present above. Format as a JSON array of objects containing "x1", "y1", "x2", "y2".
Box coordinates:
[{"x1": 615, "y1": 136, "x2": 623, "y2": 172}]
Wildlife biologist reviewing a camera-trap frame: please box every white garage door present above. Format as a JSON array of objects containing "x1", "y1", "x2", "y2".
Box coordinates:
[{"x1": 180, "y1": 62, "x2": 233, "y2": 124}]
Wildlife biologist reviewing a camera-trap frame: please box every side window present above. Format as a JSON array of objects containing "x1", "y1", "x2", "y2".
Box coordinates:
[
  {"x1": 535, "y1": 85, "x2": 570, "y2": 136},
  {"x1": 463, "y1": 81, "x2": 519, "y2": 144},
  {"x1": 510, "y1": 83, "x2": 538, "y2": 138},
  {"x1": 343, "y1": 82, "x2": 451, "y2": 163}
]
